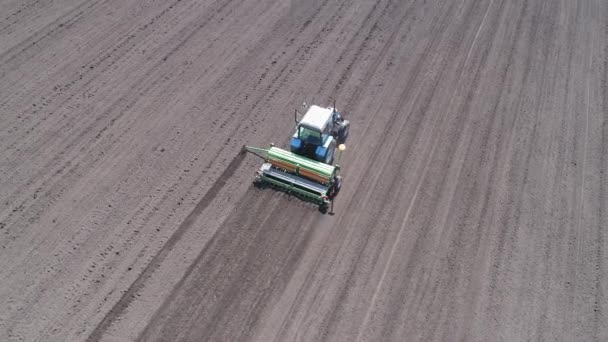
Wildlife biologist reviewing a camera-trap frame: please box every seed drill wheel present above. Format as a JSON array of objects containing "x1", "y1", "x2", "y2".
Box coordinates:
[
  {"x1": 333, "y1": 175, "x2": 343, "y2": 195},
  {"x1": 319, "y1": 202, "x2": 329, "y2": 214},
  {"x1": 253, "y1": 179, "x2": 265, "y2": 189}
]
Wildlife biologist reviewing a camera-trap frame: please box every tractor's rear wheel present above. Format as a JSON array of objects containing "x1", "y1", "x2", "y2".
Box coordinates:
[{"x1": 337, "y1": 120, "x2": 350, "y2": 144}]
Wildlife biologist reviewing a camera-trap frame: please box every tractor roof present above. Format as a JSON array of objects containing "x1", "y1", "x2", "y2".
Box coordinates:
[{"x1": 299, "y1": 105, "x2": 333, "y2": 132}]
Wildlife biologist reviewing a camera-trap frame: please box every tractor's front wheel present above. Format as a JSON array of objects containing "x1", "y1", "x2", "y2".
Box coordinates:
[{"x1": 325, "y1": 140, "x2": 336, "y2": 164}]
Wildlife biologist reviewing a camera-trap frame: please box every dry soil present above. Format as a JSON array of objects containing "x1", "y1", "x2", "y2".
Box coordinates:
[{"x1": 0, "y1": 0, "x2": 606, "y2": 341}]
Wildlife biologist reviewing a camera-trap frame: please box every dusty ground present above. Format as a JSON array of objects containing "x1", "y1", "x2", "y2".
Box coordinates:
[{"x1": 0, "y1": 0, "x2": 606, "y2": 341}]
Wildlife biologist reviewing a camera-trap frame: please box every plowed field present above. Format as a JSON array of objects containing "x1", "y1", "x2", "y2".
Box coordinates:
[{"x1": 0, "y1": 0, "x2": 606, "y2": 341}]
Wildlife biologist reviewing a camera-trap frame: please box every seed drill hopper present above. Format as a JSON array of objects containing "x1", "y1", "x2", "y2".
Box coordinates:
[{"x1": 244, "y1": 145, "x2": 342, "y2": 213}]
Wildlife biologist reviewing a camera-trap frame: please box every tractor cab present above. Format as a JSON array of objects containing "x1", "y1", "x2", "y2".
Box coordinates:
[{"x1": 290, "y1": 105, "x2": 349, "y2": 164}]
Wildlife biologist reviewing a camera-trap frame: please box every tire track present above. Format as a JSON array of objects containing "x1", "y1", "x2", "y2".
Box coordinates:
[
  {"x1": 85, "y1": 149, "x2": 247, "y2": 342},
  {"x1": 595, "y1": 4, "x2": 608, "y2": 338},
  {"x1": 0, "y1": 0, "x2": 43, "y2": 32},
  {"x1": 571, "y1": 0, "x2": 594, "y2": 338},
  {"x1": 317, "y1": 1, "x2": 466, "y2": 337},
  {"x1": 137, "y1": 186, "x2": 319, "y2": 341},
  {"x1": 85, "y1": 1, "x2": 354, "y2": 338},
  {"x1": 483, "y1": 0, "x2": 541, "y2": 323},
  {"x1": 356, "y1": 1, "x2": 496, "y2": 339},
  {"x1": 457, "y1": 1, "x2": 531, "y2": 338},
  {"x1": 1, "y1": 0, "x2": 603, "y2": 340},
  {"x1": 0, "y1": 0, "x2": 232, "y2": 156},
  {"x1": 0, "y1": 0, "x2": 102, "y2": 65},
  {"x1": 315, "y1": 0, "x2": 389, "y2": 96},
  {"x1": 278, "y1": 0, "x2": 468, "y2": 339},
  {"x1": 390, "y1": 1, "x2": 513, "y2": 339},
  {"x1": 0, "y1": 0, "x2": 241, "y2": 250}
]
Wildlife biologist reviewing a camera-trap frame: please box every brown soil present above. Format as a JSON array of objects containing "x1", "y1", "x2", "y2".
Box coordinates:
[{"x1": 0, "y1": 0, "x2": 605, "y2": 341}]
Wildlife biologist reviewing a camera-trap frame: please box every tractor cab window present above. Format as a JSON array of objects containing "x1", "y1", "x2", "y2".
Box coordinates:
[{"x1": 298, "y1": 126, "x2": 322, "y2": 145}]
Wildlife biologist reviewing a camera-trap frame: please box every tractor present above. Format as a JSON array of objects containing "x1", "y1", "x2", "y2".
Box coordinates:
[
  {"x1": 244, "y1": 103, "x2": 350, "y2": 213},
  {"x1": 290, "y1": 104, "x2": 350, "y2": 164}
]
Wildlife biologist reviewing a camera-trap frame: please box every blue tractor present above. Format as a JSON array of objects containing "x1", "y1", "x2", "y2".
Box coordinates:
[{"x1": 290, "y1": 105, "x2": 350, "y2": 165}]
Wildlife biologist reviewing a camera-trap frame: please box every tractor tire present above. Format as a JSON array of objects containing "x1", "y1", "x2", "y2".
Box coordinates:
[
  {"x1": 325, "y1": 140, "x2": 336, "y2": 164},
  {"x1": 337, "y1": 120, "x2": 350, "y2": 144}
]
